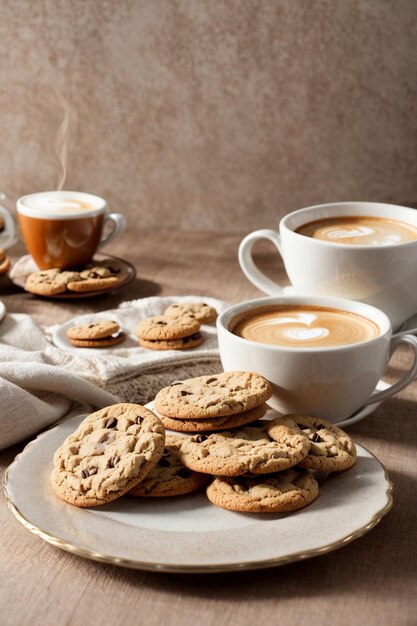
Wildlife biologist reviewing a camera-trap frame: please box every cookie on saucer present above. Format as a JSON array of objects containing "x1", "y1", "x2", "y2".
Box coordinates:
[
  {"x1": 207, "y1": 468, "x2": 319, "y2": 513},
  {"x1": 164, "y1": 302, "x2": 217, "y2": 324},
  {"x1": 26, "y1": 269, "x2": 68, "y2": 296},
  {"x1": 136, "y1": 315, "x2": 203, "y2": 351},
  {"x1": 66, "y1": 319, "x2": 126, "y2": 348},
  {"x1": 129, "y1": 435, "x2": 209, "y2": 497},
  {"x1": 51, "y1": 403, "x2": 165, "y2": 507},
  {"x1": 267, "y1": 414, "x2": 357, "y2": 472}
]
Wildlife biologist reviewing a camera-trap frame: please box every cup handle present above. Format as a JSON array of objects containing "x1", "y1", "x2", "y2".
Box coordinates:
[
  {"x1": 238, "y1": 229, "x2": 285, "y2": 294},
  {"x1": 97, "y1": 212, "x2": 126, "y2": 250},
  {"x1": 365, "y1": 334, "x2": 417, "y2": 405},
  {"x1": 0, "y1": 194, "x2": 16, "y2": 249}
]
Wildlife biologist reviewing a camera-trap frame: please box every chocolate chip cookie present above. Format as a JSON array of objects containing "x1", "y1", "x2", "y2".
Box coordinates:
[
  {"x1": 267, "y1": 414, "x2": 357, "y2": 472},
  {"x1": 164, "y1": 302, "x2": 217, "y2": 324},
  {"x1": 158, "y1": 403, "x2": 267, "y2": 433},
  {"x1": 136, "y1": 315, "x2": 202, "y2": 351},
  {"x1": 178, "y1": 423, "x2": 310, "y2": 476},
  {"x1": 51, "y1": 403, "x2": 165, "y2": 507},
  {"x1": 129, "y1": 435, "x2": 209, "y2": 497},
  {"x1": 207, "y1": 468, "x2": 319, "y2": 513},
  {"x1": 155, "y1": 371, "x2": 273, "y2": 419},
  {"x1": 67, "y1": 319, "x2": 126, "y2": 348}
]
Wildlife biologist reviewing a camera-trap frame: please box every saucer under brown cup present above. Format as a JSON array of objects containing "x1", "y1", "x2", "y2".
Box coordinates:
[{"x1": 17, "y1": 191, "x2": 126, "y2": 270}]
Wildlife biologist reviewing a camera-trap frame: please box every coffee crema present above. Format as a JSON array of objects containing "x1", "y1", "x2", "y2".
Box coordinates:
[
  {"x1": 21, "y1": 195, "x2": 94, "y2": 214},
  {"x1": 231, "y1": 305, "x2": 380, "y2": 348},
  {"x1": 295, "y1": 216, "x2": 417, "y2": 246}
]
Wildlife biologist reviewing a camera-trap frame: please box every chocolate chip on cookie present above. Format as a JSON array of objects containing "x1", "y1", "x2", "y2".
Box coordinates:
[
  {"x1": 51, "y1": 403, "x2": 165, "y2": 507},
  {"x1": 267, "y1": 414, "x2": 357, "y2": 472}
]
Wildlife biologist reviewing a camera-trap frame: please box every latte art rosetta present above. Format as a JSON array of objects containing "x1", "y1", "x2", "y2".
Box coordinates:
[
  {"x1": 296, "y1": 216, "x2": 417, "y2": 246},
  {"x1": 232, "y1": 306, "x2": 380, "y2": 348}
]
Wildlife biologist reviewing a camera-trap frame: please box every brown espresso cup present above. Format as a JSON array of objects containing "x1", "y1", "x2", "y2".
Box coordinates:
[{"x1": 17, "y1": 191, "x2": 126, "y2": 270}]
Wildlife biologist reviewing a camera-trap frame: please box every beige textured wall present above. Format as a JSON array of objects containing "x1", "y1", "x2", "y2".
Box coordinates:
[{"x1": 1, "y1": 0, "x2": 416, "y2": 231}]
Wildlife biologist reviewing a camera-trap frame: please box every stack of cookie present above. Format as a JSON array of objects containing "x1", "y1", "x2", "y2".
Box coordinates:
[
  {"x1": 66, "y1": 320, "x2": 126, "y2": 349},
  {"x1": 154, "y1": 371, "x2": 272, "y2": 432},
  {"x1": 179, "y1": 415, "x2": 356, "y2": 513},
  {"x1": 25, "y1": 260, "x2": 123, "y2": 296},
  {"x1": 0, "y1": 247, "x2": 11, "y2": 277},
  {"x1": 51, "y1": 403, "x2": 210, "y2": 506},
  {"x1": 135, "y1": 301, "x2": 218, "y2": 351},
  {"x1": 136, "y1": 315, "x2": 203, "y2": 351}
]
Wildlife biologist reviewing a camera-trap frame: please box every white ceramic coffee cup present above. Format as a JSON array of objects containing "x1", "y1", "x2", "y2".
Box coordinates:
[
  {"x1": 239, "y1": 202, "x2": 417, "y2": 330},
  {"x1": 0, "y1": 193, "x2": 16, "y2": 250},
  {"x1": 217, "y1": 295, "x2": 417, "y2": 421}
]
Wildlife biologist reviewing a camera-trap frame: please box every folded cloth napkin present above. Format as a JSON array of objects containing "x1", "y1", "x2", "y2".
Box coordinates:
[{"x1": 0, "y1": 296, "x2": 227, "y2": 450}]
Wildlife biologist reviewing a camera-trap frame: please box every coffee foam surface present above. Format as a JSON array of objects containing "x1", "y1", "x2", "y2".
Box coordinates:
[
  {"x1": 19, "y1": 192, "x2": 103, "y2": 216},
  {"x1": 296, "y1": 216, "x2": 417, "y2": 246},
  {"x1": 231, "y1": 305, "x2": 380, "y2": 348}
]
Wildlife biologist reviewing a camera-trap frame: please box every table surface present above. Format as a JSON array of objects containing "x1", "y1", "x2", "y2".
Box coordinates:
[{"x1": 1, "y1": 231, "x2": 415, "y2": 626}]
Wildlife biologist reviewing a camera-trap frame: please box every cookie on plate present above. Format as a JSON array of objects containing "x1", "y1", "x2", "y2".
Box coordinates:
[
  {"x1": 0, "y1": 217, "x2": 4, "y2": 232},
  {"x1": 136, "y1": 315, "x2": 203, "y2": 351},
  {"x1": 129, "y1": 435, "x2": 209, "y2": 497},
  {"x1": 158, "y1": 403, "x2": 267, "y2": 433},
  {"x1": 178, "y1": 422, "x2": 310, "y2": 476},
  {"x1": 267, "y1": 414, "x2": 357, "y2": 472},
  {"x1": 51, "y1": 403, "x2": 165, "y2": 507},
  {"x1": 207, "y1": 468, "x2": 319, "y2": 513},
  {"x1": 67, "y1": 319, "x2": 125, "y2": 348},
  {"x1": 155, "y1": 371, "x2": 273, "y2": 419},
  {"x1": 164, "y1": 302, "x2": 217, "y2": 324}
]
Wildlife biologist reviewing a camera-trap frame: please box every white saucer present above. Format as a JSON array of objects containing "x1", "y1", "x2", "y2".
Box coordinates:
[
  {"x1": 51, "y1": 314, "x2": 139, "y2": 356},
  {"x1": 331, "y1": 381, "x2": 388, "y2": 428}
]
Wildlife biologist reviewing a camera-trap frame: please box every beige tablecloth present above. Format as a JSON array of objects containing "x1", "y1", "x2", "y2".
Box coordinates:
[{"x1": 0, "y1": 231, "x2": 415, "y2": 626}]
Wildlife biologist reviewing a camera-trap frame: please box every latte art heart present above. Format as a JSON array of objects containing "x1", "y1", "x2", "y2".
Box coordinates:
[
  {"x1": 232, "y1": 305, "x2": 380, "y2": 348},
  {"x1": 283, "y1": 327, "x2": 329, "y2": 342}
]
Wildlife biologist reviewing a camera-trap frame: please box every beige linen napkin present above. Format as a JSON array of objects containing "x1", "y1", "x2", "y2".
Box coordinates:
[{"x1": 0, "y1": 296, "x2": 227, "y2": 450}]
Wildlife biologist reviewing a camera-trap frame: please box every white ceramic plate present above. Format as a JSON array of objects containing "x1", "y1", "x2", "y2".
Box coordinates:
[{"x1": 4, "y1": 413, "x2": 393, "y2": 573}]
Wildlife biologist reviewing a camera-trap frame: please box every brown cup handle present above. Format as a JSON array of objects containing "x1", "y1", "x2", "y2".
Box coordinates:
[{"x1": 98, "y1": 212, "x2": 126, "y2": 250}]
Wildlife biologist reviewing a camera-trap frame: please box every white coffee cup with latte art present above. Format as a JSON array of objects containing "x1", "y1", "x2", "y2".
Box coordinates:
[
  {"x1": 217, "y1": 295, "x2": 417, "y2": 421},
  {"x1": 239, "y1": 202, "x2": 417, "y2": 329}
]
